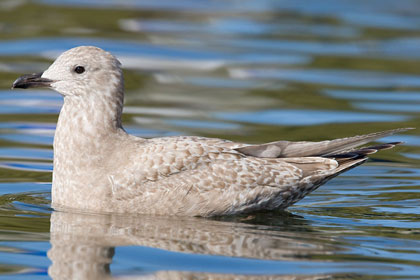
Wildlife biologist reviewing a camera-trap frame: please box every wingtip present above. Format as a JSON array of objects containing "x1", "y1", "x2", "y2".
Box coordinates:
[
  {"x1": 387, "y1": 127, "x2": 415, "y2": 134},
  {"x1": 331, "y1": 141, "x2": 404, "y2": 160}
]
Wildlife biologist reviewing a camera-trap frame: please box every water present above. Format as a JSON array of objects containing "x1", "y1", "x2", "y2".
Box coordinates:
[{"x1": 0, "y1": 0, "x2": 419, "y2": 279}]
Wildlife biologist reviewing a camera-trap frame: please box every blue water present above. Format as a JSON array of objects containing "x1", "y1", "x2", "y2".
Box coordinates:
[{"x1": 0, "y1": 0, "x2": 419, "y2": 279}]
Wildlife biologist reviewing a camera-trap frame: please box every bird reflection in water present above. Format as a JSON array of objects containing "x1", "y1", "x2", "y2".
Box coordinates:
[{"x1": 48, "y1": 210, "x2": 336, "y2": 279}]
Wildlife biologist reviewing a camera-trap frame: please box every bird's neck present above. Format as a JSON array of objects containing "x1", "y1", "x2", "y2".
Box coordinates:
[
  {"x1": 53, "y1": 93, "x2": 126, "y2": 164},
  {"x1": 57, "y1": 93, "x2": 123, "y2": 136},
  {"x1": 51, "y1": 82, "x2": 126, "y2": 210}
]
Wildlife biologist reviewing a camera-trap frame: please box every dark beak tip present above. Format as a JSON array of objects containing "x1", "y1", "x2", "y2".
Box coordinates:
[
  {"x1": 12, "y1": 77, "x2": 25, "y2": 89},
  {"x1": 11, "y1": 72, "x2": 52, "y2": 89},
  {"x1": 11, "y1": 78, "x2": 24, "y2": 89}
]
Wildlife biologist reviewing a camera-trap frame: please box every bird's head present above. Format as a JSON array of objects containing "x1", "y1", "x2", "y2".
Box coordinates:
[{"x1": 12, "y1": 46, "x2": 123, "y2": 98}]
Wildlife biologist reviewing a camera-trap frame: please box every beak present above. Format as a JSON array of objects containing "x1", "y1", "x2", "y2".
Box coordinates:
[{"x1": 12, "y1": 72, "x2": 53, "y2": 89}]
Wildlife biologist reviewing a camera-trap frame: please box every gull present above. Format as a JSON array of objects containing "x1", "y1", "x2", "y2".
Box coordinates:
[{"x1": 12, "y1": 46, "x2": 412, "y2": 217}]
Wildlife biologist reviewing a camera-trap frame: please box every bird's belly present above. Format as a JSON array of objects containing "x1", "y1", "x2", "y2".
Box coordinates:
[{"x1": 51, "y1": 171, "x2": 113, "y2": 213}]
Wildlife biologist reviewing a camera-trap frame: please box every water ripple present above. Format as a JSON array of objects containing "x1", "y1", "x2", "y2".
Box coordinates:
[
  {"x1": 216, "y1": 109, "x2": 409, "y2": 126},
  {"x1": 230, "y1": 68, "x2": 420, "y2": 88}
]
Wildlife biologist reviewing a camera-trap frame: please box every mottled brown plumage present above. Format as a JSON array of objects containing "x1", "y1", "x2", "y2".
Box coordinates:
[{"x1": 12, "y1": 46, "x2": 413, "y2": 216}]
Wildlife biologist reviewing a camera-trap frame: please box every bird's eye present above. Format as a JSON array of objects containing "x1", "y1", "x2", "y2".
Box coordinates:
[{"x1": 74, "y1": 66, "x2": 85, "y2": 74}]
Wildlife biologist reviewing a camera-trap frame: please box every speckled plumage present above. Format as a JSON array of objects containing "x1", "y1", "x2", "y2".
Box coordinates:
[{"x1": 13, "y1": 46, "x2": 411, "y2": 217}]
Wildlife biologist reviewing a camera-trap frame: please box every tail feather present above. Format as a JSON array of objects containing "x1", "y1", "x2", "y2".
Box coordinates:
[
  {"x1": 322, "y1": 141, "x2": 404, "y2": 179},
  {"x1": 236, "y1": 128, "x2": 413, "y2": 158},
  {"x1": 328, "y1": 141, "x2": 403, "y2": 160}
]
